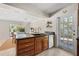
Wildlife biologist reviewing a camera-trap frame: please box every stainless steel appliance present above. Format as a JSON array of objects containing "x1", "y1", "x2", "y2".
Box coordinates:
[{"x1": 45, "y1": 32, "x2": 55, "y2": 48}]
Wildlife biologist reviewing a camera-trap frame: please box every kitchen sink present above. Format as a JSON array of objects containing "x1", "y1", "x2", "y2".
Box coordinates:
[{"x1": 32, "y1": 33, "x2": 47, "y2": 36}]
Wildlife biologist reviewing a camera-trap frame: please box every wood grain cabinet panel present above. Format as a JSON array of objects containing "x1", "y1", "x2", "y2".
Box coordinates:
[
  {"x1": 35, "y1": 37, "x2": 43, "y2": 54},
  {"x1": 18, "y1": 38, "x2": 34, "y2": 44},
  {"x1": 16, "y1": 36, "x2": 48, "y2": 56},
  {"x1": 42, "y1": 36, "x2": 48, "y2": 50},
  {"x1": 16, "y1": 38, "x2": 35, "y2": 56}
]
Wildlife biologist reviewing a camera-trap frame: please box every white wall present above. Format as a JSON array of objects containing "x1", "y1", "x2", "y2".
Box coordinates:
[
  {"x1": 30, "y1": 17, "x2": 57, "y2": 33},
  {"x1": 30, "y1": 18, "x2": 47, "y2": 33}
]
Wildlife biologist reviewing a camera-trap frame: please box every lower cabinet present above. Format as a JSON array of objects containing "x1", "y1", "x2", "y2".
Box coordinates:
[
  {"x1": 42, "y1": 36, "x2": 48, "y2": 50},
  {"x1": 35, "y1": 37, "x2": 43, "y2": 54},
  {"x1": 16, "y1": 38, "x2": 35, "y2": 56},
  {"x1": 16, "y1": 36, "x2": 48, "y2": 56},
  {"x1": 35, "y1": 36, "x2": 48, "y2": 54}
]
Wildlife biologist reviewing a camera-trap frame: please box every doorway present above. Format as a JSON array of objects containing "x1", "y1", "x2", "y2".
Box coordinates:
[{"x1": 57, "y1": 15, "x2": 76, "y2": 54}]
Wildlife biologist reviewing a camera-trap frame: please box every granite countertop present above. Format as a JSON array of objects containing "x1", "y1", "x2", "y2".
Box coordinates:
[
  {"x1": 16, "y1": 34, "x2": 34, "y2": 40},
  {"x1": 16, "y1": 33, "x2": 47, "y2": 40}
]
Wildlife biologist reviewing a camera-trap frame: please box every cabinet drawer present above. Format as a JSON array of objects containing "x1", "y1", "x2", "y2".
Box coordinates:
[
  {"x1": 18, "y1": 38, "x2": 34, "y2": 44},
  {"x1": 18, "y1": 49, "x2": 34, "y2": 56},
  {"x1": 18, "y1": 46, "x2": 34, "y2": 54},
  {"x1": 18, "y1": 42, "x2": 34, "y2": 49}
]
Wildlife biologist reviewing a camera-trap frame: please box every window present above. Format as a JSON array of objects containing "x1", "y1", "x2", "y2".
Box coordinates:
[{"x1": 10, "y1": 24, "x2": 25, "y2": 36}]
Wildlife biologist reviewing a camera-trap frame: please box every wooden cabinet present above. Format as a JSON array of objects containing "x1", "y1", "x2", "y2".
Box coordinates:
[
  {"x1": 16, "y1": 38, "x2": 35, "y2": 56},
  {"x1": 42, "y1": 36, "x2": 48, "y2": 50},
  {"x1": 35, "y1": 37, "x2": 43, "y2": 54},
  {"x1": 16, "y1": 35, "x2": 48, "y2": 56},
  {"x1": 35, "y1": 36, "x2": 48, "y2": 54}
]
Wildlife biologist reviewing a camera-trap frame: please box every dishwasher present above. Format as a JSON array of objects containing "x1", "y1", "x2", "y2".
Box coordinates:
[{"x1": 45, "y1": 32, "x2": 56, "y2": 48}]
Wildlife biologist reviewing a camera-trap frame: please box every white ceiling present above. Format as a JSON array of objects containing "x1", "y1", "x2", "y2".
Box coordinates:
[
  {"x1": 5, "y1": 3, "x2": 72, "y2": 16},
  {"x1": 30, "y1": 3, "x2": 71, "y2": 14}
]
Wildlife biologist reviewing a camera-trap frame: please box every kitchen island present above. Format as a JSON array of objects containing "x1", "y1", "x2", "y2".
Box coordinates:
[{"x1": 16, "y1": 34, "x2": 48, "y2": 56}]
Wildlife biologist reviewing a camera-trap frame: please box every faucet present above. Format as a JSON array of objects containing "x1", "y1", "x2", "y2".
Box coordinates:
[{"x1": 38, "y1": 27, "x2": 41, "y2": 33}]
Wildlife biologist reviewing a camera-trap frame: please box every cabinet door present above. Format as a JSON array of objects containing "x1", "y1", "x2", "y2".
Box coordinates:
[
  {"x1": 42, "y1": 36, "x2": 48, "y2": 50},
  {"x1": 16, "y1": 38, "x2": 35, "y2": 56},
  {"x1": 35, "y1": 37, "x2": 43, "y2": 54}
]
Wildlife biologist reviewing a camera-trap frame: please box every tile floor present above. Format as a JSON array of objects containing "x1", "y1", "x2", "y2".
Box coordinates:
[
  {"x1": 0, "y1": 48, "x2": 74, "y2": 56},
  {"x1": 37, "y1": 48, "x2": 74, "y2": 56}
]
